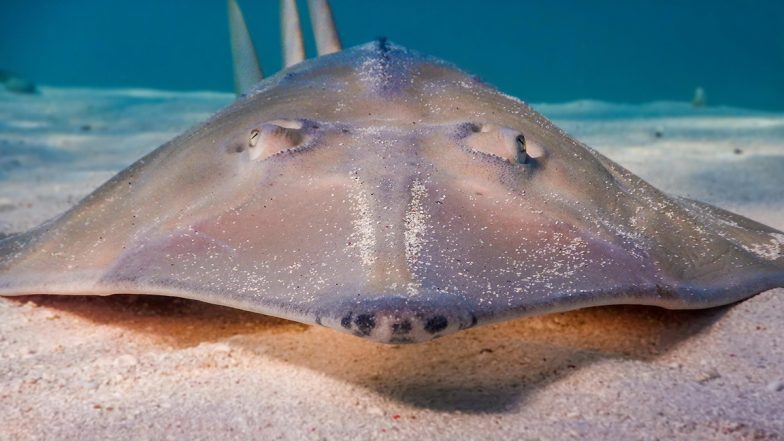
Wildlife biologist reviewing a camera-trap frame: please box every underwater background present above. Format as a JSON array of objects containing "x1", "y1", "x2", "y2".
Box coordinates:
[{"x1": 2, "y1": 0, "x2": 783, "y2": 110}]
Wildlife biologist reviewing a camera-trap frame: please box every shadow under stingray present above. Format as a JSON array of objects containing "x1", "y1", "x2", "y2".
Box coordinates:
[{"x1": 12, "y1": 293, "x2": 730, "y2": 413}]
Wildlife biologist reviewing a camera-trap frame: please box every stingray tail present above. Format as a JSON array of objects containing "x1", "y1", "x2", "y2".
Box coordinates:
[{"x1": 227, "y1": 0, "x2": 342, "y2": 95}]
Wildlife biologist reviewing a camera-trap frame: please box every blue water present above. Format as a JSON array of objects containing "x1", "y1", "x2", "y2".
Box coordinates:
[{"x1": 2, "y1": 0, "x2": 783, "y2": 110}]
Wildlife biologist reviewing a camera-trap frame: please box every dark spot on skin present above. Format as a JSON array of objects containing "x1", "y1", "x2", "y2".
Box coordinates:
[
  {"x1": 376, "y1": 36, "x2": 390, "y2": 54},
  {"x1": 367, "y1": 36, "x2": 410, "y2": 95},
  {"x1": 654, "y1": 130, "x2": 663, "y2": 138},
  {"x1": 734, "y1": 148, "x2": 743, "y2": 155},
  {"x1": 455, "y1": 122, "x2": 481, "y2": 139},
  {"x1": 391, "y1": 320, "x2": 412, "y2": 335},
  {"x1": 80, "y1": 124, "x2": 91, "y2": 131},
  {"x1": 354, "y1": 314, "x2": 376, "y2": 336},
  {"x1": 655, "y1": 285, "x2": 678, "y2": 300},
  {"x1": 234, "y1": 145, "x2": 244, "y2": 153},
  {"x1": 424, "y1": 315, "x2": 448, "y2": 334},
  {"x1": 340, "y1": 312, "x2": 353, "y2": 329}
]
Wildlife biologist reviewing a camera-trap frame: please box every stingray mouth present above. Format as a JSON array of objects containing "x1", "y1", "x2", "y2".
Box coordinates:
[{"x1": 313, "y1": 295, "x2": 479, "y2": 344}]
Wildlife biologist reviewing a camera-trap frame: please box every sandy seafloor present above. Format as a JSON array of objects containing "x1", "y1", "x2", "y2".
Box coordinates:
[{"x1": 0, "y1": 87, "x2": 782, "y2": 441}]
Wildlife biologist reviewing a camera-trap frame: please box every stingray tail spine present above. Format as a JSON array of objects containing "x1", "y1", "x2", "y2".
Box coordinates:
[
  {"x1": 307, "y1": 0, "x2": 342, "y2": 55},
  {"x1": 227, "y1": 0, "x2": 264, "y2": 95}
]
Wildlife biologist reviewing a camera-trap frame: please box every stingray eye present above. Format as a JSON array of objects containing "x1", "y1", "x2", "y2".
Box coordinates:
[
  {"x1": 516, "y1": 134, "x2": 529, "y2": 164},
  {"x1": 463, "y1": 124, "x2": 530, "y2": 164},
  {"x1": 248, "y1": 129, "x2": 260, "y2": 147},
  {"x1": 246, "y1": 122, "x2": 305, "y2": 161}
]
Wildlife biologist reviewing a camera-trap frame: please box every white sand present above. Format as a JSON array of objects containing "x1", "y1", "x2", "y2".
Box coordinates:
[{"x1": 1, "y1": 88, "x2": 782, "y2": 440}]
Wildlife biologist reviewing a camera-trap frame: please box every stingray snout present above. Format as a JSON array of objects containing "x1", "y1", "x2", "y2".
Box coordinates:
[{"x1": 316, "y1": 295, "x2": 479, "y2": 344}]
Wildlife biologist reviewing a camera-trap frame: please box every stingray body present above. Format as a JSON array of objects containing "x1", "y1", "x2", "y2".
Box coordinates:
[{"x1": 1, "y1": 2, "x2": 783, "y2": 343}]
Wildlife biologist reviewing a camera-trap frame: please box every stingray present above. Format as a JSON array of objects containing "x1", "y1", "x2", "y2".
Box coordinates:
[{"x1": 1, "y1": 0, "x2": 782, "y2": 344}]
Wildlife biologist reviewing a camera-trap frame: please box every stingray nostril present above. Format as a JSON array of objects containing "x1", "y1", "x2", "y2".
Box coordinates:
[
  {"x1": 321, "y1": 295, "x2": 480, "y2": 344},
  {"x1": 340, "y1": 312, "x2": 353, "y2": 329},
  {"x1": 353, "y1": 313, "x2": 376, "y2": 336},
  {"x1": 391, "y1": 319, "x2": 413, "y2": 335},
  {"x1": 424, "y1": 315, "x2": 449, "y2": 334}
]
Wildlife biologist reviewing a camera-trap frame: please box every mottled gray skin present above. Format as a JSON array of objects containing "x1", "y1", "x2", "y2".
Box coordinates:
[{"x1": 1, "y1": 41, "x2": 783, "y2": 343}]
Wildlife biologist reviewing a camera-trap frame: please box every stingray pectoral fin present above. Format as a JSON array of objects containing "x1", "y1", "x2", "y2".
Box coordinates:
[
  {"x1": 604, "y1": 194, "x2": 784, "y2": 310},
  {"x1": 677, "y1": 196, "x2": 784, "y2": 255},
  {"x1": 0, "y1": 226, "x2": 110, "y2": 296},
  {"x1": 595, "y1": 194, "x2": 784, "y2": 311},
  {"x1": 667, "y1": 197, "x2": 784, "y2": 294},
  {"x1": 580, "y1": 148, "x2": 784, "y2": 309},
  {"x1": 0, "y1": 225, "x2": 302, "y2": 326}
]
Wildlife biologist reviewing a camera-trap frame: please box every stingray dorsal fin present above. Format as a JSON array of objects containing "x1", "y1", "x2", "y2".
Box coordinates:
[
  {"x1": 281, "y1": 0, "x2": 305, "y2": 67},
  {"x1": 227, "y1": 0, "x2": 264, "y2": 95},
  {"x1": 307, "y1": 0, "x2": 342, "y2": 55}
]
